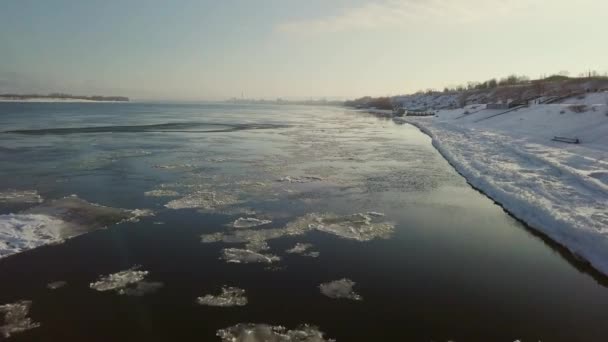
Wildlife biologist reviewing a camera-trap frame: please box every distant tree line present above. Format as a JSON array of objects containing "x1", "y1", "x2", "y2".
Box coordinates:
[
  {"x1": 343, "y1": 96, "x2": 393, "y2": 110},
  {"x1": 0, "y1": 93, "x2": 129, "y2": 101},
  {"x1": 420, "y1": 70, "x2": 608, "y2": 94}
]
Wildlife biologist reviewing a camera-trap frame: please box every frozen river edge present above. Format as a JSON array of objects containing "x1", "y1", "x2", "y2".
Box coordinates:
[{"x1": 401, "y1": 117, "x2": 608, "y2": 277}]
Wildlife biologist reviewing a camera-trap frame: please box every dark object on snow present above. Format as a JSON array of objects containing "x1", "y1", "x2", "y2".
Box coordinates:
[{"x1": 552, "y1": 136, "x2": 580, "y2": 144}]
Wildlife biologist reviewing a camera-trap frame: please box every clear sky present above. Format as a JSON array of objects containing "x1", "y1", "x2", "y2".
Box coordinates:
[{"x1": 1, "y1": 0, "x2": 606, "y2": 100}]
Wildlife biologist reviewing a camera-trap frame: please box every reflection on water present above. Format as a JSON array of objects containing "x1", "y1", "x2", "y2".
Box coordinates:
[{"x1": 0, "y1": 102, "x2": 607, "y2": 341}]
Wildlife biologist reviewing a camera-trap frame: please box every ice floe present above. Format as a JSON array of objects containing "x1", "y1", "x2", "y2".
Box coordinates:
[
  {"x1": 125, "y1": 209, "x2": 155, "y2": 223},
  {"x1": 221, "y1": 248, "x2": 280, "y2": 264},
  {"x1": 89, "y1": 266, "x2": 163, "y2": 296},
  {"x1": 119, "y1": 281, "x2": 164, "y2": 297},
  {"x1": 0, "y1": 214, "x2": 66, "y2": 258},
  {"x1": 196, "y1": 286, "x2": 247, "y2": 307},
  {"x1": 311, "y1": 213, "x2": 394, "y2": 242},
  {"x1": 201, "y1": 213, "x2": 393, "y2": 257},
  {"x1": 232, "y1": 217, "x2": 272, "y2": 229},
  {"x1": 46, "y1": 281, "x2": 67, "y2": 290},
  {"x1": 286, "y1": 243, "x2": 319, "y2": 258},
  {"x1": 0, "y1": 195, "x2": 154, "y2": 259},
  {"x1": 319, "y1": 279, "x2": 362, "y2": 301},
  {"x1": 0, "y1": 300, "x2": 40, "y2": 339},
  {"x1": 165, "y1": 191, "x2": 239, "y2": 210},
  {"x1": 278, "y1": 176, "x2": 324, "y2": 183},
  {"x1": 217, "y1": 323, "x2": 334, "y2": 342},
  {"x1": 0, "y1": 190, "x2": 43, "y2": 204},
  {"x1": 144, "y1": 189, "x2": 180, "y2": 197}
]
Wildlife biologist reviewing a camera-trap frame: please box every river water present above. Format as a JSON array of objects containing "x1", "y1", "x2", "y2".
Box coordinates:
[{"x1": 0, "y1": 102, "x2": 607, "y2": 341}]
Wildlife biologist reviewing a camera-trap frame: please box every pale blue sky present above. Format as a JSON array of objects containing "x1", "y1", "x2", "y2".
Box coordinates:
[{"x1": 1, "y1": 0, "x2": 606, "y2": 100}]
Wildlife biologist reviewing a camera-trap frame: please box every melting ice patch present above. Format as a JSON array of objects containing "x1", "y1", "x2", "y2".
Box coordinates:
[
  {"x1": 286, "y1": 243, "x2": 320, "y2": 258},
  {"x1": 47, "y1": 281, "x2": 67, "y2": 290},
  {"x1": 89, "y1": 266, "x2": 163, "y2": 296},
  {"x1": 232, "y1": 217, "x2": 272, "y2": 229},
  {"x1": 196, "y1": 287, "x2": 247, "y2": 307},
  {"x1": 217, "y1": 324, "x2": 334, "y2": 342},
  {"x1": 221, "y1": 248, "x2": 280, "y2": 264},
  {"x1": 0, "y1": 300, "x2": 40, "y2": 339},
  {"x1": 319, "y1": 279, "x2": 362, "y2": 301},
  {"x1": 0, "y1": 190, "x2": 43, "y2": 204},
  {"x1": 165, "y1": 191, "x2": 239, "y2": 210}
]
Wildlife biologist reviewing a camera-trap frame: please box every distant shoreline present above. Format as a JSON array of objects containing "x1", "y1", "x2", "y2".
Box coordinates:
[{"x1": 0, "y1": 94, "x2": 129, "y2": 103}]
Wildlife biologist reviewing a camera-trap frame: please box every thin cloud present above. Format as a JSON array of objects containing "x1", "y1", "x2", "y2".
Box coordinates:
[{"x1": 278, "y1": 0, "x2": 537, "y2": 34}]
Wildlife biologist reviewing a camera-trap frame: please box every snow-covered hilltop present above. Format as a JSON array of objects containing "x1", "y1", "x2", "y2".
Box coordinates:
[{"x1": 396, "y1": 91, "x2": 608, "y2": 275}]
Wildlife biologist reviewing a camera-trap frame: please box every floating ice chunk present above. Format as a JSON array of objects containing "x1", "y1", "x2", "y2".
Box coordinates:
[
  {"x1": 144, "y1": 189, "x2": 179, "y2": 197},
  {"x1": 24, "y1": 195, "x2": 139, "y2": 234},
  {"x1": 221, "y1": 248, "x2": 280, "y2": 264},
  {"x1": 201, "y1": 232, "x2": 225, "y2": 243},
  {"x1": 200, "y1": 213, "x2": 393, "y2": 257},
  {"x1": 165, "y1": 191, "x2": 239, "y2": 210},
  {"x1": 319, "y1": 279, "x2": 362, "y2": 301},
  {"x1": 125, "y1": 209, "x2": 155, "y2": 223},
  {"x1": 0, "y1": 214, "x2": 67, "y2": 259},
  {"x1": 217, "y1": 323, "x2": 334, "y2": 342},
  {"x1": 367, "y1": 211, "x2": 385, "y2": 217},
  {"x1": 232, "y1": 217, "x2": 272, "y2": 229},
  {"x1": 313, "y1": 213, "x2": 394, "y2": 242},
  {"x1": 0, "y1": 300, "x2": 40, "y2": 338},
  {"x1": 47, "y1": 281, "x2": 67, "y2": 290},
  {"x1": 152, "y1": 163, "x2": 193, "y2": 170},
  {"x1": 244, "y1": 239, "x2": 270, "y2": 252},
  {"x1": 0, "y1": 196, "x2": 150, "y2": 258},
  {"x1": 286, "y1": 243, "x2": 313, "y2": 254},
  {"x1": 196, "y1": 286, "x2": 247, "y2": 307},
  {"x1": 90, "y1": 266, "x2": 148, "y2": 292},
  {"x1": 304, "y1": 251, "x2": 320, "y2": 258},
  {"x1": 118, "y1": 281, "x2": 164, "y2": 296},
  {"x1": 286, "y1": 243, "x2": 320, "y2": 257},
  {"x1": 89, "y1": 266, "x2": 162, "y2": 296},
  {"x1": 278, "y1": 176, "x2": 324, "y2": 183},
  {"x1": 0, "y1": 190, "x2": 43, "y2": 204}
]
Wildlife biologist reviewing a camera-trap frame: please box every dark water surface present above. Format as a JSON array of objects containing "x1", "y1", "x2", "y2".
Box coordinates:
[{"x1": 0, "y1": 102, "x2": 607, "y2": 341}]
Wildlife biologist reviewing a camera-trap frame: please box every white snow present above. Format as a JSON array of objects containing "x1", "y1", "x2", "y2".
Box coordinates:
[{"x1": 398, "y1": 92, "x2": 608, "y2": 274}]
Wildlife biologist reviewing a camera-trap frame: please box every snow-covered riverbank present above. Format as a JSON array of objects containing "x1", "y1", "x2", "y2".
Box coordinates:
[{"x1": 398, "y1": 92, "x2": 608, "y2": 275}]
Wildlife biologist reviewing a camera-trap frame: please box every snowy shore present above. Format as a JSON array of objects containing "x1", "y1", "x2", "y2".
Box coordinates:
[{"x1": 397, "y1": 92, "x2": 608, "y2": 275}]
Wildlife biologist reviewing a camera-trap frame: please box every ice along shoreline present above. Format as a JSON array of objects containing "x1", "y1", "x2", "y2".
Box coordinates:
[{"x1": 399, "y1": 112, "x2": 608, "y2": 278}]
